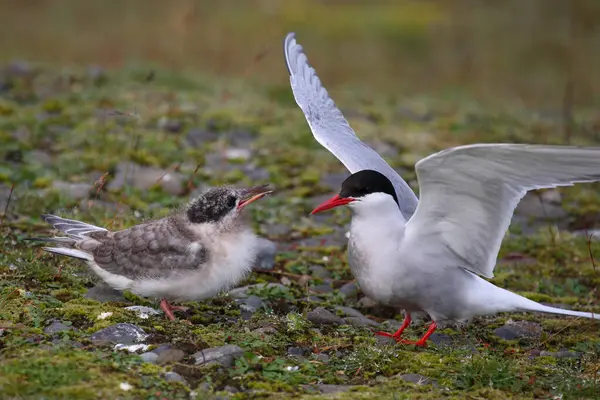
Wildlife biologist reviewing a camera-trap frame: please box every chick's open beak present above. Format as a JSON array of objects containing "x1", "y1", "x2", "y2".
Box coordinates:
[
  {"x1": 237, "y1": 185, "x2": 274, "y2": 209},
  {"x1": 310, "y1": 194, "x2": 355, "y2": 215}
]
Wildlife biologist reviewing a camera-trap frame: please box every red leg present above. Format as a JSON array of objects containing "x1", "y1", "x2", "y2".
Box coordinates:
[
  {"x1": 160, "y1": 299, "x2": 185, "y2": 320},
  {"x1": 400, "y1": 322, "x2": 437, "y2": 347},
  {"x1": 374, "y1": 312, "x2": 412, "y2": 342}
]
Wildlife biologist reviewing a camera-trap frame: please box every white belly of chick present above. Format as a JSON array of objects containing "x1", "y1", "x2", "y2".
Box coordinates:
[{"x1": 131, "y1": 230, "x2": 259, "y2": 301}]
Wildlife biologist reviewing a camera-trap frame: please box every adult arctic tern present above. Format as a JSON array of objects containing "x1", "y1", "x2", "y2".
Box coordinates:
[
  {"x1": 311, "y1": 149, "x2": 600, "y2": 346},
  {"x1": 31, "y1": 185, "x2": 273, "y2": 320},
  {"x1": 283, "y1": 33, "x2": 600, "y2": 346}
]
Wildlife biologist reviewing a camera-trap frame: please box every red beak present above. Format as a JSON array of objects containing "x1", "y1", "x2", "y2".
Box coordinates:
[{"x1": 310, "y1": 194, "x2": 355, "y2": 215}]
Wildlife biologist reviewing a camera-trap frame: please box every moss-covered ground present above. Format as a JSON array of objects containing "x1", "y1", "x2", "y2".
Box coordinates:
[{"x1": 1, "y1": 65, "x2": 600, "y2": 399}]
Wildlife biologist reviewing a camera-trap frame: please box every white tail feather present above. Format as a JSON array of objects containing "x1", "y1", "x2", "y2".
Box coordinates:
[{"x1": 43, "y1": 247, "x2": 93, "y2": 261}]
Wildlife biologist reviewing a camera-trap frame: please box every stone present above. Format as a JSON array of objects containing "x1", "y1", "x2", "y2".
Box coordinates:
[
  {"x1": 156, "y1": 349, "x2": 185, "y2": 364},
  {"x1": 356, "y1": 296, "x2": 378, "y2": 308},
  {"x1": 287, "y1": 347, "x2": 308, "y2": 357},
  {"x1": 185, "y1": 128, "x2": 219, "y2": 147},
  {"x1": 531, "y1": 350, "x2": 581, "y2": 359},
  {"x1": 309, "y1": 283, "x2": 334, "y2": 294},
  {"x1": 193, "y1": 345, "x2": 244, "y2": 367},
  {"x1": 235, "y1": 295, "x2": 265, "y2": 313},
  {"x1": 90, "y1": 323, "x2": 148, "y2": 345},
  {"x1": 253, "y1": 326, "x2": 278, "y2": 335},
  {"x1": 52, "y1": 181, "x2": 92, "y2": 200},
  {"x1": 107, "y1": 162, "x2": 184, "y2": 196},
  {"x1": 339, "y1": 282, "x2": 360, "y2": 298},
  {"x1": 84, "y1": 283, "x2": 126, "y2": 303},
  {"x1": 399, "y1": 373, "x2": 436, "y2": 386},
  {"x1": 315, "y1": 353, "x2": 330, "y2": 363},
  {"x1": 309, "y1": 265, "x2": 332, "y2": 280},
  {"x1": 305, "y1": 384, "x2": 355, "y2": 394},
  {"x1": 306, "y1": 307, "x2": 345, "y2": 326},
  {"x1": 164, "y1": 371, "x2": 187, "y2": 384},
  {"x1": 139, "y1": 352, "x2": 159, "y2": 364},
  {"x1": 344, "y1": 316, "x2": 380, "y2": 328},
  {"x1": 124, "y1": 306, "x2": 162, "y2": 319},
  {"x1": 224, "y1": 148, "x2": 251, "y2": 161},
  {"x1": 429, "y1": 333, "x2": 453, "y2": 346},
  {"x1": 494, "y1": 320, "x2": 542, "y2": 340},
  {"x1": 253, "y1": 238, "x2": 277, "y2": 270},
  {"x1": 44, "y1": 321, "x2": 72, "y2": 334}
]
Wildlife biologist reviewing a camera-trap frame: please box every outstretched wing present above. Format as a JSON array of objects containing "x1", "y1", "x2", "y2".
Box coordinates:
[
  {"x1": 283, "y1": 32, "x2": 419, "y2": 220},
  {"x1": 405, "y1": 144, "x2": 600, "y2": 278}
]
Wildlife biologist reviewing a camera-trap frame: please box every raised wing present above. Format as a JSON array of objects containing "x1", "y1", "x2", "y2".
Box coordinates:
[
  {"x1": 42, "y1": 214, "x2": 108, "y2": 240},
  {"x1": 404, "y1": 144, "x2": 600, "y2": 278},
  {"x1": 91, "y1": 218, "x2": 208, "y2": 280},
  {"x1": 283, "y1": 32, "x2": 419, "y2": 220}
]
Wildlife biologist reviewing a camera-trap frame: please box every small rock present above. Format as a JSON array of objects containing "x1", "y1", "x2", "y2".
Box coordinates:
[
  {"x1": 84, "y1": 283, "x2": 126, "y2": 303},
  {"x1": 223, "y1": 385, "x2": 239, "y2": 393},
  {"x1": 540, "y1": 350, "x2": 581, "y2": 359},
  {"x1": 309, "y1": 283, "x2": 334, "y2": 294},
  {"x1": 315, "y1": 353, "x2": 330, "y2": 363},
  {"x1": 224, "y1": 148, "x2": 251, "y2": 161},
  {"x1": 309, "y1": 265, "x2": 332, "y2": 279},
  {"x1": 306, "y1": 307, "x2": 345, "y2": 326},
  {"x1": 90, "y1": 323, "x2": 148, "y2": 345},
  {"x1": 235, "y1": 295, "x2": 265, "y2": 313},
  {"x1": 107, "y1": 162, "x2": 184, "y2": 196},
  {"x1": 44, "y1": 321, "x2": 72, "y2": 334},
  {"x1": 375, "y1": 335, "x2": 397, "y2": 346},
  {"x1": 139, "y1": 352, "x2": 159, "y2": 364},
  {"x1": 124, "y1": 306, "x2": 162, "y2": 319},
  {"x1": 287, "y1": 347, "x2": 308, "y2": 357},
  {"x1": 399, "y1": 373, "x2": 436, "y2": 386},
  {"x1": 186, "y1": 128, "x2": 219, "y2": 147},
  {"x1": 193, "y1": 345, "x2": 244, "y2": 367},
  {"x1": 253, "y1": 238, "x2": 277, "y2": 270},
  {"x1": 339, "y1": 282, "x2": 360, "y2": 298},
  {"x1": 356, "y1": 296, "x2": 378, "y2": 308},
  {"x1": 494, "y1": 320, "x2": 542, "y2": 340},
  {"x1": 429, "y1": 333, "x2": 453, "y2": 346},
  {"x1": 253, "y1": 326, "x2": 278, "y2": 335},
  {"x1": 344, "y1": 316, "x2": 379, "y2": 328},
  {"x1": 335, "y1": 306, "x2": 366, "y2": 318},
  {"x1": 157, "y1": 349, "x2": 185, "y2": 364},
  {"x1": 52, "y1": 181, "x2": 92, "y2": 200},
  {"x1": 164, "y1": 371, "x2": 187, "y2": 384}
]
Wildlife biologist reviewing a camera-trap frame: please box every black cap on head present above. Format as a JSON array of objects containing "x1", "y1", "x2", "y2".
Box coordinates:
[
  {"x1": 187, "y1": 188, "x2": 237, "y2": 224},
  {"x1": 339, "y1": 170, "x2": 398, "y2": 205}
]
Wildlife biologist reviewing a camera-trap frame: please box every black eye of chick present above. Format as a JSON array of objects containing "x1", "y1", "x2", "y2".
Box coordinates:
[{"x1": 227, "y1": 195, "x2": 237, "y2": 208}]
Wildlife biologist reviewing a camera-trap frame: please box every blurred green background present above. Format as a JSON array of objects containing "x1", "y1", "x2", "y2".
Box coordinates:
[{"x1": 1, "y1": 0, "x2": 599, "y2": 107}]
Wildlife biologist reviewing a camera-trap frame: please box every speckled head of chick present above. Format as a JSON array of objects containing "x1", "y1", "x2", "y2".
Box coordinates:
[{"x1": 186, "y1": 184, "x2": 273, "y2": 229}]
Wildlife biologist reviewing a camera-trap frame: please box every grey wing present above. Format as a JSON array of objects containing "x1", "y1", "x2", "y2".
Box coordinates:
[
  {"x1": 283, "y1": 32, "x2": 419, "y2": 220},
  {"x1": 405, "y1": 143, "x2": 600, "y2": 278},
  {"x1": 42, "y1": 214, "x2": 108, "y2": 240},
  {"x1": 91, "y1": 219, "x2": 208, "y2": 280}
]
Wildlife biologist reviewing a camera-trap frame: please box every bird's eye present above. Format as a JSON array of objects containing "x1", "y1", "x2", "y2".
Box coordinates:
[{"x1": 227, "y1": 195, "x2": 237, "y2": 208}]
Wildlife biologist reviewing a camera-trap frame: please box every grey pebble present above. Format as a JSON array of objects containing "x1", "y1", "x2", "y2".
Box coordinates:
[
  {"x1": 494, "y1": 320, "x2": 542, "y2": 340},
  {"x1": 306, "y1": 307, "x2": 345, "y2": 326},
  {"x1": 90, "y1": 323, "x2": 147, "y2": 345},
  {"x1": 156, "y1": 348, "x2": 185, "y2": 364},
  {"x1": 44, "y1": 321, "x2": 72, "y2": 334},
  {"x1": 140, "y1": 352, "x2": 159, "y2": 364},
  {"x1": 399, "y1": 373, "x2": 437, "y2": 387},
  {"x1": 309, "y1": 265, "x2": 332, "y2": 280},
  {"x1": 164, "y1": 371, "x2": 187, "y2": 384},
  {"x1": 339, "y1": 282, "x2": 359, "y2": 298},
  {"x1": 84, "y1": 283, "x2": 126, "y2": 303},
  {"x1": 193, "y1": 345, "x2": 245, "y2": 367}
]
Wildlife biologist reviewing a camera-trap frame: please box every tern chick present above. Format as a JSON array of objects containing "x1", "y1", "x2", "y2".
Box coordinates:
[
  {"x1": 312, "y1": 145, "x2": 600, "y2": 346},
  {"x1": 32, "y1": 185, "x2": 273, "y2": 320}
]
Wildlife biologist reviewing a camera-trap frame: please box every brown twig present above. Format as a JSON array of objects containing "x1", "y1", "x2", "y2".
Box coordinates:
[
  {"x1": 587, "y1": 232, "x2": 597, "y2": 274},
  {"x1": 0, "y1": 182, "x2": 15, "y2": 226}
]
